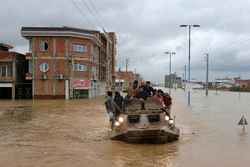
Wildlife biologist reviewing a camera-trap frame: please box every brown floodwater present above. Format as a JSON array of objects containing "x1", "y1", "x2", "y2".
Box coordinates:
[{"x1": 0, "y1": 88, "x2": 249, "y2": 167}]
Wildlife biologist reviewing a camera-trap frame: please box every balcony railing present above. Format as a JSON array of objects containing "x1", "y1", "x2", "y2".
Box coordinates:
[
  {"x1": 25, "y1": 73, "x2": 32, "y2": 80},
  {"x1": 25, "y1": 53, "x2": 32, "y2": 60}
]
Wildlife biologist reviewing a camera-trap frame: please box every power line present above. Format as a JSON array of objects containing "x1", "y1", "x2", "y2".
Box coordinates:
[
  {"x1": 73, "y1": 0, "x2": 132, "y2": 73},
  {"x1": 71, "y1": 0, "x2": 97, "y2": 29},
  {"x1": 89, "y1": 0, "x2": 112, "y2": 32},
  {"x1": 88, "y1": 0, "x2": 129, "y2": 61},
  {"x1": 71, "y1": 0, "x2": 125, "y2": 63},
  {"x1": 81, "y1": 0, "x2": 104, "y2": 28},
  {"x1": 211, "y1": 34, "x2": 250, "y2": 55},
  {"x1": 214, "y1": 43, "x2": 250, "y2": 56}
]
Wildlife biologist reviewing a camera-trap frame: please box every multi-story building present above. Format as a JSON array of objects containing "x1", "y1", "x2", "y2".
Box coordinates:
[
  {"x1": 133, "y1": 73, "x2": 141, "y2": 84},
  {"x1": 234, "y1": 78, "x2": 250, "y2": 87},
  {"x1": 0, "y1": 43, "x2": 30, "y2": 99},
  {"x1": 165, "y1": 74, "x2": 182, "y2": 88},
  {"x1": 108, "y1": 32, "x2": 117, "y2": 93},
  {"x1": 21, "y1": 26, "x2": 116, "y2": 99},
  {"x1": 115, "y1": 70, "x2": 133, "y2": 91}
]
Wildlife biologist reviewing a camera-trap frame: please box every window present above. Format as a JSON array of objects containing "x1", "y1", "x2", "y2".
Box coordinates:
[
  {"x1": 39, "y1": 63, "x2": 49, "y2": 72},
  {"x1": 74, "y1": 64, "x2": 87, "y2": 71},
  {"x1": 7, "y1": 66, "x2": 12, "y2": 77},
  {"x1": 28, "y1": 60, "x2": 32, "y2": 74},
  {"x1": 93, "y1": 45, "x2": 97, "y2": 57},
  {"x1": 1, "y1": 65, "x2": 6, "y2": 77},
  {"x1": 148, "y1": 115, "x2": 160, "y2": 122},
  {"x1": 0, "y1": 65, "x2": 13, "y2": 77},
  {"x1": 74, "y1": 64, "x2": 78, "y2": 71},
  {"x1": 128, "y1": 115, "x2": 140, "y2": 123},
  {"x1": 39, "y1": 42, "x2": 49, "y2": 51},
  {"x1": 92, "y1": 64, "x2": 97, "y2": 75},
  {"x1": 73, "y1": 44, "x2": 87, "y2": 52}
]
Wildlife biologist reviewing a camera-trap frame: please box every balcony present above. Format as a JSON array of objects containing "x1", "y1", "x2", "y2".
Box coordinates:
[
  {"x1": 0, "y1": 77, "x2": 13, "y2": 81},
  {"x1": 25, "y1": 73, "x2": 32, "y2": 80},
  {"x1": 25, "y1": 53, "x2": 32, "y2": 60}
]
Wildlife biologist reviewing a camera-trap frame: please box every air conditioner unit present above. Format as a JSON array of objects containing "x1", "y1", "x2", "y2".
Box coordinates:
[
  {"x1": 41, "y1": 75, "x2": 47, "y2": 80},
  {"x1": 57, "y1": 74, "x2": 63, "y2": 80},
  {"x1": 93, "y1": 76, "x2": 98, "y2": 81}
]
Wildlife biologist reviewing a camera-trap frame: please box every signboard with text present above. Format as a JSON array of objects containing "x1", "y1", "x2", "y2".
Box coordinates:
[{"x1": 73, "y1": 80, "x2": 90, "y2": 89}]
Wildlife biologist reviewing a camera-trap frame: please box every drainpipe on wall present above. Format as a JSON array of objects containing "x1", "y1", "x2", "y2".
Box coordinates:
[
  {"x1": 69, "y1": 56, "x2": 74, "y2": 99},
  {"x1": 53, "y1": 38, "x2": 56, "y2": 99}
]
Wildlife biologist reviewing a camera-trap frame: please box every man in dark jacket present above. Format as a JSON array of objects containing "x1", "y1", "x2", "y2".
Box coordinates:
[
  {"x1": 143, "y1": 81, "x2": 155, "y2": 96},
  {"x1": 114, "y1": 91, "x2": 123, "y2": 110},
  {"x1": 124, "y1": 92, "x2": 133, "y2": 103},
  {"x1": 136, "y1": 86, "x2": 149, "y2": 101}
]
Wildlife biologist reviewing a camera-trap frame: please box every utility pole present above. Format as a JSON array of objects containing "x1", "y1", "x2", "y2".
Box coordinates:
[
  {"x1": 216, "y1": 81, "x2": 217, "y2": 95},
  {"x1": 165, "y1": 52, "x2": 176, "y2": 95},
  {"x1": 180, "y1": 24, "x2": 201, "y2": 105},
  {"x1": 174, "y1": 71, "x2": 177, "y2": 89},
  {"x1": 119, "y1": 68, "x2": 121, "y2": 92},
  {"x1": 239, "y1": 74, "x2": 241, "y2": 99},
  {"x1": 184, "y1": 65, "x2": 186, "y2": 91},
  {"x1": 134, "y1": 68, "x2": 136, "y2": 81},
  {"x1": 126, "y1": 58, "x2": 129, "y2": 90},
  {"x1": 204, "y1": 53, "x2": 209, "y2": 95},
  {"x1": 69, "y1": 56, "x2": 74, "y2": 99}
]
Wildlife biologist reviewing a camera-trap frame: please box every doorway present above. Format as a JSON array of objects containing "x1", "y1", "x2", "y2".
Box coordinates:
[
  {"x1": 0, "y1": 87, "x2": 12, "y2": 99},
  {"x1": 73, "y1": 89, "x2": 89, "y2": 99}
]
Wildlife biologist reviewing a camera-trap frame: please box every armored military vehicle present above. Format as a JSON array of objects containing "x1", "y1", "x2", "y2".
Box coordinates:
[{"x1": 109, "y1": 97, "x2": 180, "y2": 144}]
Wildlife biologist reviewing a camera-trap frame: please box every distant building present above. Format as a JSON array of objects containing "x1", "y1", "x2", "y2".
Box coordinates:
[
  {"x1": 0, "y1": 43, "x2": 30, "y2": 99},
  {"x1": 133, "y1": 73, "x2": 142, "y2": 84},
  {"x1": 115, "y1": 70, "x2": 133, "y2": 91},
  {"x1": 165, "y1": 74, "x2": 182, "y2": 88},
  {"x1": 21, "y1": 26, "x2": 116, "y2": 99},
  {"x1": 216, "y1": 82, "x2": 234, "y2": 88},
  {"x1": 212, "y1": 77, "x2": 235, "y2": 87},
  {"x1": 234, "y1": 78, "x2": 250, "y2": 87},
  {"x1": 214, "y1": 77, "x2": 234, "y2": 84}
]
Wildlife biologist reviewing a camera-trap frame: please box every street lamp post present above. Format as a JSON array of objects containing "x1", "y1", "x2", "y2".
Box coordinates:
[
  {"x1": 165, "y1": 52, "x2": 176, "y2": 95},
  {"x1": 180, "y1": 24, "x2": 200, "y2": 105}
]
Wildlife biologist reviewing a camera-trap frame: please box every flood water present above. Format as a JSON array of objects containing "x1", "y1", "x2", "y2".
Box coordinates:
[{"x1": 0, "y1": 88, "x2": 249, "y2": 167}]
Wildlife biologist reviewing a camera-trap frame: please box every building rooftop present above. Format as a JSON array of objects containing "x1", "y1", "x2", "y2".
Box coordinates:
[
  {"x1": 21, "y1": 26, "x2": 94, "y2": 35},
  {"x1": 0, "y1": 42, "x2": 14, "y2": 49},
  {"x1": 21, "y1": 26, "x2": 102, "y2": 46}
]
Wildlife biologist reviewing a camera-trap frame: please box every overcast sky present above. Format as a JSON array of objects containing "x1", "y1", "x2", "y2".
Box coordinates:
[{"x1": 1, "y1": 0, "x2": 250, "y2": 83}]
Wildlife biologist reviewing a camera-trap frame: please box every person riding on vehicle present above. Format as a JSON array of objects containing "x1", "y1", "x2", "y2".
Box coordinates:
[
  {"x1": 130, "y1": 80, "x2": 139, "y2": 97},
  {"x1": 144, "y1": 81, "x2": 155, "y2": 96}
]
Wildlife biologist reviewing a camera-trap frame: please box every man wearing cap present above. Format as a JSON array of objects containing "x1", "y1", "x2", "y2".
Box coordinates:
[
  {"x1": 129, "y1": 80, "x2": 139, "y2": 97},
  {"x1": 144, "y1": 81, "x2": 155, "y2": 96}
]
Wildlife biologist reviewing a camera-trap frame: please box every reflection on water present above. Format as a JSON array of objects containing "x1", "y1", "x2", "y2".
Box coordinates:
[{"x1": 0, "y1": 89, "x2": 250, "y2": 167}]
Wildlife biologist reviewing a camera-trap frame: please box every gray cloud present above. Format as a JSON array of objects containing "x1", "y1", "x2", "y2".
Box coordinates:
[{"x1": 1, "y1": 0, "x2": 250, "y2": 82}]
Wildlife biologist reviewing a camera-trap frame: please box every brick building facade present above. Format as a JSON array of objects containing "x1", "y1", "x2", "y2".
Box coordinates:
[
  {"x1": 0, "y1": 43, "x2": 30, "y2": 99},
  {"x1": 234, "y1": 78, "x2": 250, "y2": 87},
  {"x1": 115, "y1": 71, "x2": 133, "y2": 91},
  {"x1": 21, "y1": 26, "x2": 116, "y2": 99}
]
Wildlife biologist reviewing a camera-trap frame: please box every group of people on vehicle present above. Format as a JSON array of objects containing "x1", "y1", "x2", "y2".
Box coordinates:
[{"x1": 104, "y1": 80, "x2": 172, "y2": 131}]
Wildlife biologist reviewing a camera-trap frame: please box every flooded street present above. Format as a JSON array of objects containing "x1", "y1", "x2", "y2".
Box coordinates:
[{"x1": 0, "y1": 88, "x2": 249, "y2": 167}]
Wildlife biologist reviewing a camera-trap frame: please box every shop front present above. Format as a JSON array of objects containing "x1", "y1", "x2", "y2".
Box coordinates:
[
  {"x1": 0, "y1": 83, "x2": 14, "y2": 99},
  {"x1": 73, "y1": 80, "x2": 90, "y2": 99}
]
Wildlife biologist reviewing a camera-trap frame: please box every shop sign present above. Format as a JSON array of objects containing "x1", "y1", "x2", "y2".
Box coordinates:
[{"x1": 73, "y1": 80, "x2": 90, "y2": 89}]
